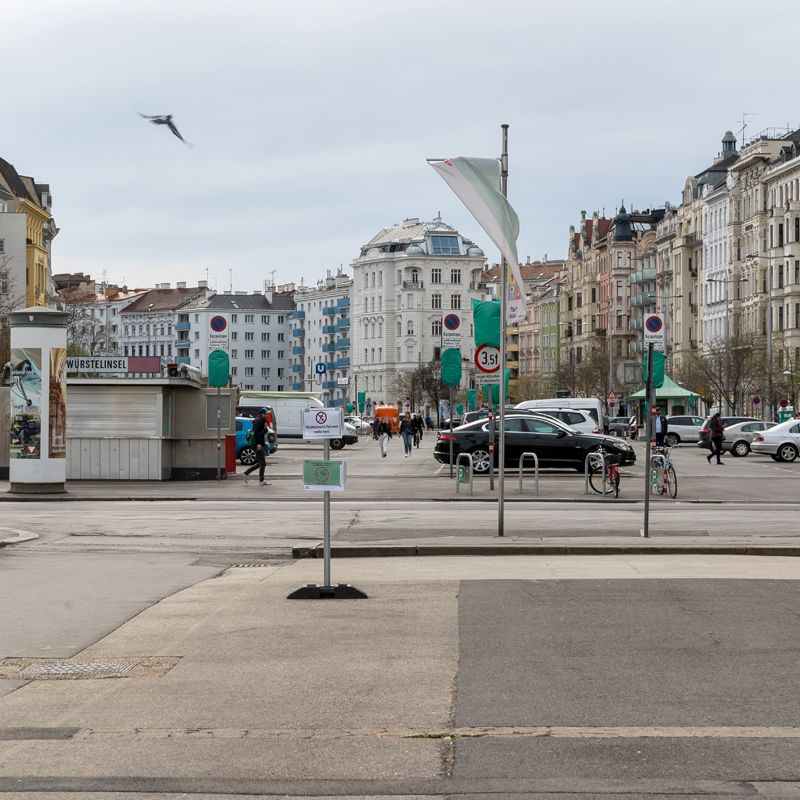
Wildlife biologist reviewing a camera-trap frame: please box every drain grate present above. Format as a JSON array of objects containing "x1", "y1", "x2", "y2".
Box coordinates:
[
  {"x1": 0, "y1": 656, "x2": 180, "y2": 680},
  {"x1": 230, "y1": 563, "x2": 274, "y2": 568},
  {"x1": 21, "y1": 661, "x2": 136, "y2": 678}
]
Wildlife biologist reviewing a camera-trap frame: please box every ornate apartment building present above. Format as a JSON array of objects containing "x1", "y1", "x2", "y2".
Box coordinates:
[{"x1": 350, "y1": 216, "x2": 487, "y2": 408}]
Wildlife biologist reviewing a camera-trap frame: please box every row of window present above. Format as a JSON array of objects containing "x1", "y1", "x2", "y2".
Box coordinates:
[
  {"x1": 187, "y1": 313, "x2": 286, "y2": 325},
  {"x1": 228, "y1": 349, "x2": 286, "y2": 360},
  {"x1": 124, "y1": 324, "x2": 173, "y2": 336}
]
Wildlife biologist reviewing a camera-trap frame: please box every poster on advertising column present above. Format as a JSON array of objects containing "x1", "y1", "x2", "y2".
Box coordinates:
[
  {"x1": 49, "y1": 347, "x2": 67, "y2": 458},
  {"x1": 10, "y1": 348, "x2": 42, "y2": 459}
]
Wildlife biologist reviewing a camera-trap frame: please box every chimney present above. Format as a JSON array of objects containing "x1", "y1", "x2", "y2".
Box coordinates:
[
  {"x1": 581, "y1": 210, "x2": 587, "y2": 220},
  {"x1": 176, "y1": 282, "x2": 186, "y2": 289},
  {"x1": 198, "y1": 280, "x2": 208, "y2": 289},
  {"x1": 264, "y1": 290, "x2": 273, "y2": 304}
]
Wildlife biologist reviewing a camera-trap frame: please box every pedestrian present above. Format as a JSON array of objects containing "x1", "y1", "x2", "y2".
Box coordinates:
[
  {"x1": 378, "y1": 418, "x2": 391, "y2": 458},
  {"x1": 707, "y1": 412, "x2": 725, "y2": 465},
  {"x1": 425, "y1": 414, "x2": 434, "y2": 431},
  {"x1": 243, "y1": 407, "x2": 271, "y2": 486},
  {"x1": 654, "y1": 407, "x2": 669, "y2": 448},
  {"x1": 399, "y1": 412, "x2": 415, "y2": 458},
  {"x1": 413, "y1": 413, "x2": 424, "y2": 446},
  {"x1": 372, "y1": 417, "x2": 380, "y2": 440}
]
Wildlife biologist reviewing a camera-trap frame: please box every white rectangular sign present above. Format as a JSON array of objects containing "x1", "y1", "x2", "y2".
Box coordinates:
[
  {"x1": 208, "y1": 314, "x2": 229, "y2": 352},
  {"x1": 477, "y1": 373, "x2": 501, "y2": 385},
  {"x1": 302, "y1": 407, "x2": 344, "y2": 440},
  {"x1": 66, "y1": 357, "x2": 128, "y2": 373}
]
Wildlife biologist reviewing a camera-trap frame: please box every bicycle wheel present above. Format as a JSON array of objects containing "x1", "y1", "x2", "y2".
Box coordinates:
[
  {"x1": 588, "y1": 466, "x2": 613, "y2": 495},
  {"x1": 666, "y1": 464, "x2": 677, "y2": 498}
]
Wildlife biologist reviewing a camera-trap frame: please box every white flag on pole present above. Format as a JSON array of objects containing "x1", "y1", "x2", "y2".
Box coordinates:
[{"x1": 430, "y1": 157, "x2": 527, "y2": 324}]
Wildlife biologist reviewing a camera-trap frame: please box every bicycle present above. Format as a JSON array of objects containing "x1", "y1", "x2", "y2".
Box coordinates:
[
  {"x1": 650, "y1": 445, "x2": 678, "y2": 498},
  {"x1": 413, "y1": 429, "x2": 421, "y2": 448},
  {"x1": 587, "y1": 446, "x2": 621, "y2": 497}
]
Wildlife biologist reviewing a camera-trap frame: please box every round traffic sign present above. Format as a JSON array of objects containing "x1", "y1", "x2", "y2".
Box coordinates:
[
  {"x1": 644, "y1": 315, "x2": 663, "y2": 334},
  {"x1": 315, "y1": 411, "x2": 328, "y2": 424},
  {"x1": 210, "y1": 315, "x2": 227, "y2": 333},
  {"x1": 444, "y1": 313, "x2": 461, "y2": 331},
  {"x1": 474, "y1": 344, "x2": 501, "y2": 374}
]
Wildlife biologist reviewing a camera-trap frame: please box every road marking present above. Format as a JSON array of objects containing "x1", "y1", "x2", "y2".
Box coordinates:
[{"x1": 0, "y1": 527, "x2": 38, "y2": 545}]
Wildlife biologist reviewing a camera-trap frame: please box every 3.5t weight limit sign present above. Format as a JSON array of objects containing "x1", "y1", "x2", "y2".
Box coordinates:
[{"x1": 475, "y1": 344, "x2": 501, "y2": 384}]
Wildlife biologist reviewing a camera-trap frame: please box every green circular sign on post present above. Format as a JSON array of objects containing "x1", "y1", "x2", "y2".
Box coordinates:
[{"x1": 208, "y1": 350, "x2": 230, "y2": 388}]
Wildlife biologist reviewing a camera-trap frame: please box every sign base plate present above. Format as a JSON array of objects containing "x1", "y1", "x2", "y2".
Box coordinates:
[{"x1": 287, "y1": 583, "x2": 368, "y2": 600}]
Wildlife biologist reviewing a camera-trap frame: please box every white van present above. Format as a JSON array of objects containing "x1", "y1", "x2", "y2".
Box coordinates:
[
  {"x1": 515, "y1": 397, "x2": 605, "y2": 426},
  {"x1": 238, "y1": 391, "x2": 357, "y2": 449}
]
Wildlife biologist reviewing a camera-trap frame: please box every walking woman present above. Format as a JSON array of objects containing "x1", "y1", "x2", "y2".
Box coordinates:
[
  {"x1": 707, "y1": 412, "x2": 725, "y2": 465},
  {"x1": 399, "y1": 412, "x2": 415, "y2": 458},
  {"x1": 378, "y1": 419, "x2": 391, "y2": 458}
]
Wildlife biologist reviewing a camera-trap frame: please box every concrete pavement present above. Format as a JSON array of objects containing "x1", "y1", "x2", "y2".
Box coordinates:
[{"x1": 3, "y1": 556, "x2": 800, "y2": 797}]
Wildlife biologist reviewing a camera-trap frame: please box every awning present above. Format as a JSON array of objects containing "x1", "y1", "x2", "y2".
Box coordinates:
[{"x1": 628, "y1": 375, "x2": 700, "y2": 400}]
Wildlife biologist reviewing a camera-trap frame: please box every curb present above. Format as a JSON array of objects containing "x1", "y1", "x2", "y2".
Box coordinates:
[{"x1": 293, "y1": 544, "x2": 800, "y2": 559}]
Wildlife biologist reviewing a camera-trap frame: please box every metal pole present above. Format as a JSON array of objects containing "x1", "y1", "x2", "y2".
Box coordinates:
[
  {"x1": 216, "y1": 386, "x2": 221, "y2": 481},
  {"x1": 323, "y1": 437, "x2": 331, "y2": 587},
  {"x1": 642, "y1": 342, "x2": 654, "y2": 538},
  {"x1": 448, "y1": 385, "x2": 454, "y2": 479},
  {"x1": 498, "y1": 123, "x2": 508, "y2": 538}
]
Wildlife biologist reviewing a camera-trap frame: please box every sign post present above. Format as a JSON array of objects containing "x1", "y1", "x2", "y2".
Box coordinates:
[
  {"x1": 288, "y1": 408, "x2": 366, "y2": 600},
  {"x1": 642, "y1": 342, "x2": 654, "y2": 538},
  {"x1": 208, "y1": 350, "x2": 230, "y2": 481}
]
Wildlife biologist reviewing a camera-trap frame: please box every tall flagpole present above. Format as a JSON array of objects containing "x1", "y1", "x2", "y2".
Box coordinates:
[{"x1": 498, "y1": 124, "x2": 509, "y2": 537}]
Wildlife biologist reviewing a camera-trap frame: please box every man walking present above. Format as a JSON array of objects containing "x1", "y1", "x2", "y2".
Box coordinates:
[
  {"x1": 654, "y1": 407, "x2": 669, "y2": 448},
  {"x1": 243, "y1": 408, "x2": 271, "y2": 485}
]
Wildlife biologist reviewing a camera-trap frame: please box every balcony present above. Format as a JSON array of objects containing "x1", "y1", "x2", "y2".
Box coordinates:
[
  {"x1": 336, "y1": 297, "x2": 350, "y2": 309},
  {"x1": 330, "y1": 397, "x2": 345, "y2": 407},
  {"x1": 292, "y1": 328, "x2": 305, "y2": 337},
  {"x1": 595, "y1": 328, "x2": 607, "y2": 337},
  {"x1": 322, "y1": 380, "x2": 338, "y2": 390},
  {"x1": 403, "y1": 280, "x2": 424, "y2": 289},
  {"x1": 335, "y1": 338, "x2": 350, "y2": 350},
  {"x1": 292, "y1": 363, "x2": 303, "y2": 373},
  {"x1": 334, "y1": 357, "x2": 350, "y2": 369},
  {"x1": 322, "y1": 324, "x2": 337, "y2": 335},
  {"x1": 630, "y1": 318, "x2": 643, "y2": 330},
  {"x1": 176, "y1": 356, "x2": 190, "y2": 365},
  {"x1": 322, "y1": 342, "x2": 335, "y2": 353},
  {"x1": 292, "y1": 310, "x2": 305, "y2": 320},
  {"x1": 175, "y1": 321, "x2": 190, "y2": 331},
  {"x1": 506, "y1": 342, "x2": 520, "y2": 352},
  {"x1": 322, "y1": 306, "x2": 337, "y2": 316},
  {"x1": 336, "y1": 318, "x2": 350, "y2": 332},
  {"x1": 176, "y1": 339, "x2": 190, "y2": 349},
  {"x1": 292, "y1": 345, "x2": 304, "y2": 355},
  {"x1": 292, "y1": 382, "x2": 304, "y2": 391}
]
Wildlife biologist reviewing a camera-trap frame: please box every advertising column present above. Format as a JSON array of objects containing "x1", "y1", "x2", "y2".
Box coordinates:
[{"x1": 8, "y1": 307, "x2": 69, "y2": 493}]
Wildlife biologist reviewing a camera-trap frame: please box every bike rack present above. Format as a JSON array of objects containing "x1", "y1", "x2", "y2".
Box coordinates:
[
  {"x1": 518, "y1": 452, "x2": 539, "y2": 496},
  {"x1": 455, "y1": 453, "x2": 474, "y2": 496},
  {"x1": 584, "y1": 451, "x2": 610, "y2": 496}
]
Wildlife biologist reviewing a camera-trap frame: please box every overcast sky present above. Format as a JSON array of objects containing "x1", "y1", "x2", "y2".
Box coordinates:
[{"x1": 5, "y1": 0, "x2": 800, "y2": 292}]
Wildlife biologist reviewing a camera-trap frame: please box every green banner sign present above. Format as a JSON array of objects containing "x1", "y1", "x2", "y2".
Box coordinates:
[
  {"x1": 441, "y1": 347, "x2": 462, "y2": 387},
  {"x1": 208, "y1": 350, "x2": 230, "y2": 388}
]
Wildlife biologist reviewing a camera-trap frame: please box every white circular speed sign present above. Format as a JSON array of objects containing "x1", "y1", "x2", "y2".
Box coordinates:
[{"x1": 474, "y1": 344, "x2": 501, "y2": 374}]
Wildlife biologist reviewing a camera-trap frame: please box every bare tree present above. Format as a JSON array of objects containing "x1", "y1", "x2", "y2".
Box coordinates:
[
  {"x1": 389, "y1": 361, "x2": 458, "y2": 424},
  {"x1": 0, "y1": 257, "x2": 26, "y2": 367}
]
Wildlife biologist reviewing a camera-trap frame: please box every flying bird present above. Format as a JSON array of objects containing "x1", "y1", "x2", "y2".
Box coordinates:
[{"x1": 138, "y1": 112, "x2": 192, "y2": 147}]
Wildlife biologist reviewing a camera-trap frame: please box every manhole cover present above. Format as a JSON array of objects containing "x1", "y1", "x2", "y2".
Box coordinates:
[{"x1": 21, "y1": 661, "x2": 136, "y2": 678}]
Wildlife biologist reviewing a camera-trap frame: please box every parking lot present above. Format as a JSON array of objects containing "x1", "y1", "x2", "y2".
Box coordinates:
[{"x1": 239, "y1": 431, "x2": 799, "y2": 505}]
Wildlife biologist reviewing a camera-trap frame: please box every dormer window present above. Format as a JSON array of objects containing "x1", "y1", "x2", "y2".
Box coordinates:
[{"x1": 430, "y1": 235, "x2": 460, "y2": 255}]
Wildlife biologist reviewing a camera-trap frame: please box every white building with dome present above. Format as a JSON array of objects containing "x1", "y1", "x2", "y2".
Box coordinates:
[{"x1": 350, "y1": 215, "x2": 489, "y2": 412}]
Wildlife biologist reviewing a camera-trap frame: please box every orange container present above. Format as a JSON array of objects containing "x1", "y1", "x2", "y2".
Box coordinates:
[{"x1": 373, "y1": 405, "x2": 400, "y2": 434}]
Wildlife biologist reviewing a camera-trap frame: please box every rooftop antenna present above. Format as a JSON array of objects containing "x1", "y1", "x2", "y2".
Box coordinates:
[
  {"x1": 268, "y1": 269, "x2": 277, "y2": 288},
  {"x1": 738, "y1": 112, "x2": 756, "y2": 148},
  {"x1": 228, "y1": 268, "x2": 232, "y2": 293}
]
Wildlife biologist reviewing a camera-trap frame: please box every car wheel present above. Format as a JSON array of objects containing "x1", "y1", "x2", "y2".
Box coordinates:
[
  {"x1": 330, "y1": 438, "x2": 344, "y2": 450},
  {"x1": 239, "y1": 447, "x2": 257, "y2": 466},
  {"x1": 778, "y1": 443, "x2": 798, "y2": 462},
  {"x1": 731, "y1": 440, "x2": 750, "y2": 457},
  {"x1": 469, "y1": 447, "x2": 492, "y2": 474},
  {"x1": 665, "y1": 433, "x2": 679, "y2": 447}
]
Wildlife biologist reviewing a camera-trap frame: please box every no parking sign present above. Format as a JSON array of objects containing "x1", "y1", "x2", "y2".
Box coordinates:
[{"x1": 643, "y1": 314, "x2": 665, "y2": 351}]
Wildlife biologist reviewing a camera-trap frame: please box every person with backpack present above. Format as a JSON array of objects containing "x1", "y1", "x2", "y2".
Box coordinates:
[
  {"x1": 706, "y1": 412, "x2": 725, "y2": 465},
  {"x1": 243, "y1": 408, "x2": 270, "y2": 485},
  {"x1": 377, "y1": 418, "x2": 391, "y2": 458}
]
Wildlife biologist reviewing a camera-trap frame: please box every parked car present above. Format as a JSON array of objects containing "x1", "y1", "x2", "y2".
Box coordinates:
[
  {"x1": 751, "y1": 419, "x2": 800, "y2": 462},
  {"x1": 720, "y1": 420, "x2": 778, "y2": 457},
  {"x1": 433, "y1": 413, "x2": 635, "y2": 474},
  {"x1": 608, "y1": 416, "x2": 638, "y2": 439},
  {"x1": 515, "y1": 396, "x2": 604, "y2": 426},
  {"x1": 665, "y1": 415, "x2": 707, "y2": 446},
  {"x1": 697, "y1": 416, "x2": 765, "y2": 449},
  {"x1": 344, "y1": 416, "x2": 369, "y2": 433},
  {"x1": 235, "y1": 416, "x2": 278, "y2": 465}
]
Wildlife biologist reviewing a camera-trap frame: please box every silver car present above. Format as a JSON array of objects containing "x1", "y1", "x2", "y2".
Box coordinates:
[
  {"x1": 665, "y1": 415, "x2": 706, "y2": 445},
  {"x1": 721, "y1": 420, "x2": 777, "y2": 457},
  {"x1": 751, "y1": 419, "x2": 800, "y2": 462}
]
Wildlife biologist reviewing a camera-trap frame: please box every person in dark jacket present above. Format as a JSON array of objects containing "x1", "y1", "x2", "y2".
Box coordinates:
[
  {"x1": 654, "y1": 407, "x2": 669, "y2": 447},
  {"x1": 243, "y1": 408, "x2": 270, "y2": 485},
  {"x1": 707, "y1": 412, "x2": 725, "y2": 465},
  {"x1": 377, "y1": 419, "x2": 391, "y2": 458},
  {"x1": 399, "y1": 412, "x2": 415, "y2": 458}
]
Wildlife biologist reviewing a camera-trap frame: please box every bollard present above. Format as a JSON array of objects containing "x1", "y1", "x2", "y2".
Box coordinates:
[
  {"x1": 455, "y1": 452, "x2": 474, "y2": 496},
  {"x1": 518, "y1": 452, "x2": 539, "y2": 496}
]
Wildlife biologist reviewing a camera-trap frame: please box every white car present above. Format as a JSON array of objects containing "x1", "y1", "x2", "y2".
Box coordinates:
[
  {"x1": 751, "y1": 419, "x2": 800, "y2": 462},
  {"x1": 528, "y1": 407, "x2": 600, "y2": 435},
  {"x1": 665, "y1": 415, "x2": 707, "y2": 445},
  {"x1": 344, "y1": 416, "x2": 369, "y2": 433}
]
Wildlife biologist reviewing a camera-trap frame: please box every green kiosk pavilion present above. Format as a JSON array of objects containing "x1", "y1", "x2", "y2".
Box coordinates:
[{"x1": 628, "y1": 375, "x2": 702, "y2": 418}]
